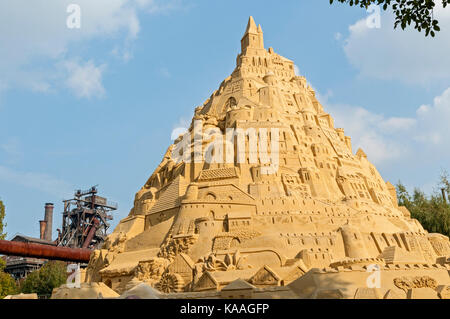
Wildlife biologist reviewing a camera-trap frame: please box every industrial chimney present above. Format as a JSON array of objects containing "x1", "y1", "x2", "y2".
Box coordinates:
[
  {"x1": 44, "y1": 203, "x2": 54, "y2": 241},
  {"x1": 39, "y1": 220, "x2": 47, "y2": 240}
]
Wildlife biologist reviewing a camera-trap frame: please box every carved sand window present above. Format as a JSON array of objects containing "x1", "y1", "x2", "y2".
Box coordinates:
[
  {"x1": 206, "y1": 193, "x2": 217, "y2": 200},
  {"x1": 225, "y1": 97, "x2": 237, "y2": 109}
]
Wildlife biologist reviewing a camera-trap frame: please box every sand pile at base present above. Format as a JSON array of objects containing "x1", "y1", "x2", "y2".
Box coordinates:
[
  {"x1": 51, "y1": 282, "x2": 119, "y2": 299},
  {"x1": 119, "y1": 283, "x2": 161, "y2": 299}
]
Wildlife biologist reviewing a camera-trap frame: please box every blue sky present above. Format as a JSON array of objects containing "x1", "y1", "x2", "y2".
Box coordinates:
[{"x1": 0, "y1": 0, "x2": 449, "y2": 239}]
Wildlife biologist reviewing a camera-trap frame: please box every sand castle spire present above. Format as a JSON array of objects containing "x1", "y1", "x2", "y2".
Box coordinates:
[
  {"x1": 245, "y1": 16, "x2": 258, "y2": 34},
  {"x1": 241, "y1": 16, "x2": 264, "y2": 53},
  {"x1": 257, "y1": 24, "x2": 263, "y2": 33}
]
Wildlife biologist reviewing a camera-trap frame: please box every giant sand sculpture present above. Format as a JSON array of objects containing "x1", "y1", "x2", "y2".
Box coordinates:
[{"x1": 75, "y1": 17, "x2": 450, "y2": 299}]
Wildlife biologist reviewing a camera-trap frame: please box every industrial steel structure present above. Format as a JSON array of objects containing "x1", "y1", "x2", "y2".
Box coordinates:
[
  {"x1": 56, "y1": 186, "x2": 117, "y2": 249},
  {"x1": 0, "y1": 187, "x2": 116, "y2": 280}
]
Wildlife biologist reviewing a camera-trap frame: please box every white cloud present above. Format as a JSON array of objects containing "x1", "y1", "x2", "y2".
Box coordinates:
[
  {"x1": 316, "y1": 89, "x2": 333, "y2": 104},
  {"x1": 159, "y1": 67, "x2": 172, "y2": 79},
  {"x1": 325, "y1": 103, "x2": 411, "y2": 164},
  {"x1": 63, "y1": 60, "x2": 106, "y2": 99},
  {"x1": 379, "y1": 117, "x2": 417, "y2": 132},
  {"x1": 321, "y1": 86, "x2": 450, "y2": 165},
  {"x1": 144, "y1": 0, "x2": 190, "y2": 14},
  {"x1": 0, "y1": 137, "x2": 23, "y2": 164},
  {"x1": 0, "y1": 135, "x2": 72, "y2": 197},
  {"x1": 414, "y1": 87, "x2": 450, "y2": 145},
  {"x1": 0, "y1": 165, "x2": 73, "y2": 198},
  {"x1": 0, "y1": 0, "x2": 183, "y2": 97},
  {"x1": 342, "y1": 3, "x2": 450, "y2": 84},
  {"x1": 171, "y1": 117, "x2": 191, "y2": 140}
]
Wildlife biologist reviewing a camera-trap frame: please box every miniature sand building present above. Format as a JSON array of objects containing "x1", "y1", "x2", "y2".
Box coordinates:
[{"x1": 75, "y1": 17, "x2": 450, "y2": 299}]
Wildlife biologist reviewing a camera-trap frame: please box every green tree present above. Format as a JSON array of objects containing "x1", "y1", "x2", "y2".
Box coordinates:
[
  {"x1": 20, "y1": 261, "x2": 67, "y2": 298},
  {"x1": 439, "y1": 170, "x2": 450, "y2": 201},
  {"x1": 0, "y1": 199, "x2": 17, "y2": 299},
  {"x1": 330, "y1": 0, "x2": 449, "y2": 37},
  {"x1": 0, "y1": 199, "x2": 6, "y2": 240},
  {"x1": 396, "y1": 181, "x2": 411, "y2": 207},
  {"x1": 0, "y1": 271, "x2": 18, "y2": 298},
  {"x1": 396, "y1": 171, "x2": 450, "y2": 237}
]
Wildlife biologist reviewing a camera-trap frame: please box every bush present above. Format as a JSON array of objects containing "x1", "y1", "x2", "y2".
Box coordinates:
[
  {"x1": 0, "y1": 271, "x2": 18, "y2": 298},
  {"x1": 20, "y1": 261, "x2": 67, "y2": 297}
]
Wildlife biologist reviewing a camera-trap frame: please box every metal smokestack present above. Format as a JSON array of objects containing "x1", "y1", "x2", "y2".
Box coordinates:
[
  {"x1": 39, "y1": 220, "x2": 47, "y2": 240},
  {"x1": 44, "y1": 203, "x2": 54, "y2": 241}
]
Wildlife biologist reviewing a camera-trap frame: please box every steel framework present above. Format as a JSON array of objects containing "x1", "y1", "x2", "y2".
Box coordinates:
[{"x1": 56, "y1": 186, "x2": 117, "y2": 249}]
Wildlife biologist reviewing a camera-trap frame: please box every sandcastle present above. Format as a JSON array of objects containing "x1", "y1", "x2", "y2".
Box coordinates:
[{"x1": 76, "y1": 17, "x2": 450, "y2": 299}]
